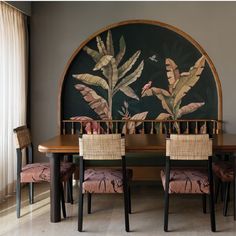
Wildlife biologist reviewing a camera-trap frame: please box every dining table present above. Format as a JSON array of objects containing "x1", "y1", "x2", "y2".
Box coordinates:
[{"x1": 38, "y1": 133, "x2": 236, "y2": 223}]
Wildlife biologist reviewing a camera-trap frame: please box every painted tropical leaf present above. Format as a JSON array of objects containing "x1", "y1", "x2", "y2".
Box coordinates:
[
  {"x1": 141, "y1": 81, "x2": 152, "y2": 95},
  {"x1": 173, "y1": 56, "x2": 205, "y2": 106},
  {"x1": 110, "y1": 58, "x2": 119, "y2": 89},
  {"x1": 124, "y1": 101, "x2": 128, "y2": 108},
  {"x1": 200, "y1": 123, "x2": 207, "y2": 134},
  {"x1": 119, "y1": 86, "x2": 139, "y2": 100},
  {"x1": 101, "y1": 64, "x2": 112, "y2": 80},
  {"x1": 85, "y1": 121, "x2": 105, "y2": 134},
  {"x1": 96, "y1": 36, "x2": 107, "y2": 55},
  {"x1": 166, "y1": 58, "x2": 180, "y2": 93},
  {"x1": 177, "y1": 102, "x2": 205, "y2": 118},
  {"x1": 122, "y1": 111, "x2": 148, "y2": 134},
  {"x1": 100, "y1": 57, "x2": 118, "y2": 84},
  {"x1": 155, "y1": 113, "x2": 172, "y2": 134},
  {"x1": 118, "y1": 50, "x2": 141, "y2": 79},
  {"x1": 113, "y1": 61, "x2": 144, "y2": 95},
  {"x1": 142, "y1": 87, "x2": 172, "y2": 114},
  {"x1": 141, "y1": 87, "x2": 170, "y2": 97},
  {"x1": 75, "y1": 84, "x2": 109, "y2": 119},
  {"x1": 118, "y1": 110, "x2": 124, "y2": 116},
  {"x1": 106, "y1": 30, "x2": 114, "y2": 56},
  {"x1": 83, "y1": 46, "x2": 102, "y2": 63},
  {"x1": 155, "y1": 113, "x2": 171, "y2": 120},
  {"x1": 73, "y1": 74, "x2": 109, "y2": 90},
  {"x1": 93, "y1": 55, "x2": 113, "y2": 71},
  {"x1": 116, "y1": 36, "x2": 126, "y2": 66}
]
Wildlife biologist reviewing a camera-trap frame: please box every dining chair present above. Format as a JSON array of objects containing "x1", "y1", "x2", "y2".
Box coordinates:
[
  {"x1": 161, "y1": 134, "x2": 216, "y2": 232},
  {"x1": 213, "y1": 160, "x2": 234, "y2": 216},
  {"x1": 13, "y1": 126, "x2": 75, "y2": 218},
  {"x1": 78, "y1": 134, "x2": 132, "y2": 232}
]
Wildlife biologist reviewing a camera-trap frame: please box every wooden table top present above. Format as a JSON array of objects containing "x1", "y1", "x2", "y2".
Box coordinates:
[{"x1": 38, "y1": 133, "x2": 236, "y2": 154}]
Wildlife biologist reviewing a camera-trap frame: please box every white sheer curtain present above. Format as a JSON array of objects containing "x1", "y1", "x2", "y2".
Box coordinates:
[{"x1": 0, "y1": 2, "x2": 27, "y2": 202}]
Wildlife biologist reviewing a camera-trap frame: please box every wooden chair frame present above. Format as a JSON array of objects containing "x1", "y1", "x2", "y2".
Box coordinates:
[
  {"x1": 14, "y1": 126, "x2": 72, "y2": 218},
  {"x1": 163, "y1": 134, "x2": 216, "y2": 232},
  {"x1": 78, "y1": 134, "x2": 131, "y2": 232}
]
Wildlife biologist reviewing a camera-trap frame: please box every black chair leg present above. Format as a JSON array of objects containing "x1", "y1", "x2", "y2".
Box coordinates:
[
  {"x1": 202, "y1": 194, "x2": 207, "y2": 213},
  {"x1": 128, "y1": 186, "x2": 131, "y2": 214},
  {"x1": 16, "y1": 181, "x2": 21, "y2": 218},
  {"x1": 209, "y1": 191, "x2": 216, "y2": 232},
  {"x1": 78, "y1": 193, "x2": 84, "y2": 232},
  {"x1": 221, "y1": 182, "x2": 225, "y2": 202},
  {"x1": 60, "y1": 183, "x2": 66, "y2": 218},
  {"x1": 123, "y1": 190, "x2": 130, "y2": 232},
  {"x1": 67, "y1": 178, "x2": 73, "y2": 204},
  {"x1": 164, "y1": 157, "x2": 170, "y2": 232},
  {"x1": 223, "y1": 182, "x2": 230, "y2": 216},
  {"x1": 215, "y1": 178, "x2": 221, "y2": 203},
  {"x1": 29, "y1": 183, "x2": 34, "y2": 204},
  {"x1": 87, "y1": 193, "x2": 91, "y2": 214},
  {"x1": 164, "y1": 192, "x2": 170, "y2": 232}
]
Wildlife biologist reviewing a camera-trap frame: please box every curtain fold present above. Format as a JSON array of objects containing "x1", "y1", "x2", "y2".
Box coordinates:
[{"x1": 0, "y1": 2, "x2": 27, "y2": 202}]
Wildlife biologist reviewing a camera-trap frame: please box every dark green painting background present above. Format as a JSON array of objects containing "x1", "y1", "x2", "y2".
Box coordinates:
[{"x1": 61, "y1": 23, "x2": 218, "y2": 121}]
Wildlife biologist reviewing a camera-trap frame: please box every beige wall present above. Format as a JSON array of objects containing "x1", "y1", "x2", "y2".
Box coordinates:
[{"x1": 30, "y1": 1, "x2": 236, "y2": 161}]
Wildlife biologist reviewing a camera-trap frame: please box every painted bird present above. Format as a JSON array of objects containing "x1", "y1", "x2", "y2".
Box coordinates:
[{"x1": 141, "y1": 81, "x2": 152, "y2": 95}]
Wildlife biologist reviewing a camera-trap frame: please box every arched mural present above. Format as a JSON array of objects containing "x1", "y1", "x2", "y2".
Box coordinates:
[{"x1": 59, "y1": 20, "x2": 222, "y2": 133}]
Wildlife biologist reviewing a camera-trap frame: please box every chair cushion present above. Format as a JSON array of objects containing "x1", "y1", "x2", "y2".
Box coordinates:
[
  {"x1": 212, "y1": 161, "x2": 233, "y2": 182},
  {"x1": 83, "y1": 168, "x2": 133, "y2": 193},
  {"x1": 21, "y1": 162, "x2": 75, "y2": 183},
  {"x1": 160, "y1": 168, "x2": 210, "y2": 194}
]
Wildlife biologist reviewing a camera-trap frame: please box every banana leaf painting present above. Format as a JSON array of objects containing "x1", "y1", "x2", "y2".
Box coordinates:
[
  {"x1": 142, "y1": 56, "x2": 206, "y2": 133},
  {"x1": 61, "y1": 22, "x2": 220, "y2": 134},
  {"x1": 71, "y1": 30, "x2": 147, "y2": 133}
]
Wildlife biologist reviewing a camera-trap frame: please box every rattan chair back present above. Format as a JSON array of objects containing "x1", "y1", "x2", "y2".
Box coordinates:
[
  {"x1": 13, "y1": 126, "x2": 31, "y2": 149},
  {"x1": 79, "y1": 134, "x2": 125, "y2": 160},
  {"x1": 166, "y1": 134, "x2": 212, "y2": 160}
]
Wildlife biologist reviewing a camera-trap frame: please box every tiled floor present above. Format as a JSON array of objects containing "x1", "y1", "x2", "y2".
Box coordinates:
[{"x1": 0, "y1": 182, "x2": 236, "y2": 236}]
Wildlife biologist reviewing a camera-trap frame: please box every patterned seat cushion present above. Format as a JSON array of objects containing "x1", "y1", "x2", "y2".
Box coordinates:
[
  {"x1": 21, "y1": 162, "x2": 75, "y2": 183},
  {"x1": 160, "y1": 168, "x2": 210, "y2": 194},
  {"x1": 212, "y1": 161, "x2": 233, "y2": 182},
  {"x1": 83, "y1": 168, "x2": 133, "y2": 193}
]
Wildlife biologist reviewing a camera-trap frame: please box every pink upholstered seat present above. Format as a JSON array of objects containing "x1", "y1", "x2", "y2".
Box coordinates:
[
  {"x1": 83, "y1": 168, "x2": 133, "y2": 193},
  {"x1": 161, "y1": 168, "x2": 210, "y2": 194},
  {"x1": 21, "y1": 162, "x2": 75, "y2": 183},
  {"x1": 212, "y1": 161, "x2": 233, "y2": 182},
  {"x1": 21, "y1": 163, "x2": 50, "y2": 182}
]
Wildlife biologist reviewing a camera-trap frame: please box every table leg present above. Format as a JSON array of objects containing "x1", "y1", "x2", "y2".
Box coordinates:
[
  {"x1": 48, "y1": 153, "x2": 61, "y2": 223},
  {"x1": 65, "y1": 154, "x2": 73, "y2": 203}
]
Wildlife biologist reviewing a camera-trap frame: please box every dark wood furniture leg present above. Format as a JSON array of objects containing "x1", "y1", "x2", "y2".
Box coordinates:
[
  {"x1": 65, "y1": 154, "x2": 73, "y2": 203},
  {"x1": 48, "y1": 153, "x2": 61, "y2": 223}
]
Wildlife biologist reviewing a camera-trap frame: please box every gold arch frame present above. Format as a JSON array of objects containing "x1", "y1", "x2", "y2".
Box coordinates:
[{"x1": 58, "y1": 19, "x2": 222, "y2": 133}]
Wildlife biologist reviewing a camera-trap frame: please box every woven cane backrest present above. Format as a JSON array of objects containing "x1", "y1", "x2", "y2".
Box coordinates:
[
  {"x1": 79, "y1": 134, "x2": 125, "y2": 160},
  {"x1": 13, "y1": 126, "x2": 31, "y2": 149},
  {"x1": 166, "y1": 134, "x2": 212, "y2": 160}
]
